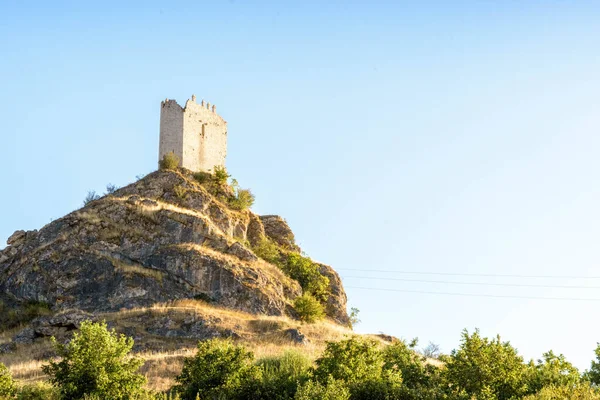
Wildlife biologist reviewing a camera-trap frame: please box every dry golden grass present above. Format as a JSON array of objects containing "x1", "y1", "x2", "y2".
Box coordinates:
[
  {"x1": 1, "y1": 339, "x2": 54, "y2": 384},
  {"x1": 137, "y1": 348, "x2": 195, "y2": 392},
  {"x1": 1, "y1": 299, "x2": 356, "y2": 392},
  {"x1": 109, "y1": 257, "x2": 165, "y2": 282}
]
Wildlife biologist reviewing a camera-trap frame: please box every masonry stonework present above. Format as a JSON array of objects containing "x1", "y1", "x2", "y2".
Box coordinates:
[{"x1": 159, "y1": 95, "x2": 227, "y2": 172}]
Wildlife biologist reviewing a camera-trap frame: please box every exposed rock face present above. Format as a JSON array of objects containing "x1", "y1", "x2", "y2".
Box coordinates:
[
  {"x1": 318, "y1": 263, "x2": 350, "y2": 326},
  {"x1": 12, "y1": 310, "x2": 94, "y2": 344},
  {"x1": 284, "y1": 328, "x2": 310, "y2": 346},
  {"x1": 260, "y1": 215, "x2": 300, "y2": 252},
  {"x1": 0, "y1": 169, "x2": 349, "y2": 325}
]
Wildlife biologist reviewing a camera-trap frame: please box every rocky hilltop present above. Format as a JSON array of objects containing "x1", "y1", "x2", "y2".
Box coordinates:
[{"x1": 0, "y1": 168, "x2": 349, "y2": 331}]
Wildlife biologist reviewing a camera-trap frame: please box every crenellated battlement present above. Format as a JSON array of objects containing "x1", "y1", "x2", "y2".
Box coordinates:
[{"x1": 159, "y1": 95, "x2": 228, "y2": 172}]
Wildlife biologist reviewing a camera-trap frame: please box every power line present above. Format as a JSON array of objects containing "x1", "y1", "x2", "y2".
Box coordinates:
[
  {"x1": 342, "y1": 276, "x2": 600, "y2": 289},
  {"x1": 337, "y1": 268, "x2": 600, "y2": 280},
  {"x1": 345, "y1": 286, "x2": 600, "y2": 301}
]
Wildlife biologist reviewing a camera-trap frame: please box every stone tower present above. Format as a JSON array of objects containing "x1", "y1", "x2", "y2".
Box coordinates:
[{"x1": 159, "y1": 95, "x2": 227, "y2": 172}]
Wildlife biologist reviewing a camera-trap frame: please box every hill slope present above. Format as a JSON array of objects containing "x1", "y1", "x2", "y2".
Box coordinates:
[{"x1": 0, "y1": 168, "x2": 349, "y2": 332}]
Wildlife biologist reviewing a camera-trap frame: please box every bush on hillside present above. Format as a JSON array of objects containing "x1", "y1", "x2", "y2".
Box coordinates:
[
  {"x1": 12, "y1": 382, "x2": 60, "y2": 400},
  {"x1": 314, "y1": 337, "x2": 386, "y2": 384},
  {"x1": 349, "y1": 307, "x2": 361, "y2": 329},
  {"x1": 159, "y1": 152, "x2": 180, "y2": 170},
  {"x1": 312, "y1": 337, "x2": 405, "y2": 400},
  {"x1": 382, "y1": 339, "x2": 446, "y2": 400},
  {"x1": 294, "y1": 377, "x2": 350, "y2": 400},
  {"x1": 251, "y1": 242, "x2": 331, "y2": 305},
  {"x1": 525, "y1": 350, "x2": 580, "y2": 395},
  {"x1": 213, "y1": 165, "x2": 230, "y2": 185},
  {"x1": 252, "y1": 238, "x2": 281, "y2": 265},
  {"x1": 173, "y1": 184, "x2": 187, "y2": 199},
  {"x1": 585, "y1": 343, "x2": 600, "y2": 386},
  {"x1": 0, "y1": 363, "x2": 15, "y2": 398},
  {"x1": 523, "y1": 383, "x2": 600, "y2": 400},
  {"x1": 42, "y1": 320, "x2": 146, "y2": 400},
  {"x1": 293, "y1": 294, "x2": 325, "y2": 323},
  {"x1": 255, "y1": 350, "x2": 312, "y2": 400},
  {"x1": 444, "y1": 329, "x2": 528, "y2": 400},
  {"x1": 175, "y1": 339, "x2": 261, "y2": 400},
  {"x1": 282, "y1": 253, "x2": 329, "y2": 303},
  {"x1": 347, "y1": 372, "x2": 404, "y2": 400},
  {"x1": 229, "y1": 188, "x2": 255, "y2": 211},
  {"x1": 192, "y1": 171, "x2": 212, "y2": 184}
]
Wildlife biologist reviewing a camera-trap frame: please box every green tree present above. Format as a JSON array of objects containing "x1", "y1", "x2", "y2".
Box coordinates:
[
  {"x1": 0, "y1": 363, "x2": 15, "y2": 398},
  {"x1": 585, "y1": 343, "x2": 600, "y2": 385},
  {"x1": 382, "y1": 339, "x2": 446, "y2": 400},
  {"x1": 175, "y1": 339, "x2": 261, "y2": 400},
  {"x1": 42, "y1": 320, "x2": 146, "y2": 400},
  {"x1": 444, "y1": 329, "x2": 528, "y2": 400},
  {"x1": 294, "y1": 377, "x2": 350, "y2": 400},
  {"x1": 348, "y1": 307, "x2": 361, "y2": 329},
  {"x1": 313, "y1": 337, "x2": 404, "y2": 400},
  {"x1": 293, "y1": 294, "x2": 325, "y2": 323},
  {"x1": 526, "y1": 351, "x2": 580, "y2": 395},
  {"x1": 314, "y1": 337, "x2": 388, "y2": 384},
  {"x1": 524, "y1": 383, "x2": 600, "y2": 400}
]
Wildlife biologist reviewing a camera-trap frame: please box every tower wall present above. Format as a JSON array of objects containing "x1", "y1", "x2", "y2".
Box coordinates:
[
  {"x1": 159, "y1": 100, "x2": 185, "y2": 164},
  {"x1": 159, "y1": 96, "x2": 227, "y2": 172}
]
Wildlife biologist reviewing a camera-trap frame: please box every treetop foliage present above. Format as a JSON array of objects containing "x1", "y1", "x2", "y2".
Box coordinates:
[{"x1": 42, "y1": 320, "x2": 146, "y2": 400}]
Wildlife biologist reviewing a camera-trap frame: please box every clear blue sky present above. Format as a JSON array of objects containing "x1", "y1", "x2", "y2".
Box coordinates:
[{"x1": 2, "y1": 0, "x2": 600, "y2": 369}]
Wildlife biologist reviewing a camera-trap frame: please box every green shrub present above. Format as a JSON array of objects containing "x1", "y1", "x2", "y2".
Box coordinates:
[
  {"x1": 255, "y1": 350, "x2": 312, "y2": 400},
  {"x1": 251, "y1": 246, "x2": 331, "y2": 307},
  {"x1": 293, "y1": 294, "x2": 325, "y2": 323},
  {"x1": 282, "y1": 253, "x2": 329, "y2": 303},
  {"x1": 349, "y1": 307, "x2": 361, "y2": 329},
  {"x1": 229, "y1": 188, "x2": 255, "y2": 211},
  {"x1": 314, "y1": 337, "x2": 387, "y2": 384},
  {"x1": 524, "y1": 383, "x2": 600, "y2": 400},
  {"x1": 0, "y1": 363, "x2": 15, "y2": 398},
  {"x1": 173, "y1": 184, "x2": 187, "y2": 199},
  {"x1": 294, "y1": 377, "x2": 350, "y2": 400},
  {"x1": 175, "y1": 339, "x2": 261, "y2": 400},
  {"x1": 526, "y1": 350, "x2": 580, "y2": 395},
  {"x1": 42, "y1": 320, "x2": 146, "y2": 400},
  {"x1": 213, "y1": 165, "x2": 230, "y2": 185},
  {"x1": 444, "y1": 329, "x2": 527, "y2": 400},
  {"x1": 192, "y1": 171, "x2": 212, "y2": 184},
  {"x1": 585, "y1": 343, "x2": 600, "y2": 386},
  {"x1": 159, "y1": 152, "x2": 180, "y2": 170},
  {"x1": 382, "y1": 339, "x2": 445, "y2": 400},
  {"x1": 14, "y1": 382, "x2": 60, "y2": 400},
  {"x1": 252, "y1": 238, "x2": 281, "y2": 265},
  {"x1": 348, "y1": 372, "x2": 404, "y2": 400}
]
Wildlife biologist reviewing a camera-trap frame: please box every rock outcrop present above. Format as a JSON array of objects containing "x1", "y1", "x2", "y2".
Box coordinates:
[{"x1": 0, "y1": 169, "x2": 349, "y2": 325}]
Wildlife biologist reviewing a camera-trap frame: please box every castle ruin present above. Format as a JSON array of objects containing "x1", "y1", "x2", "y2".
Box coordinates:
[{"x1": 159, "y1": 95, "x2": 227, "y2": 172}]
